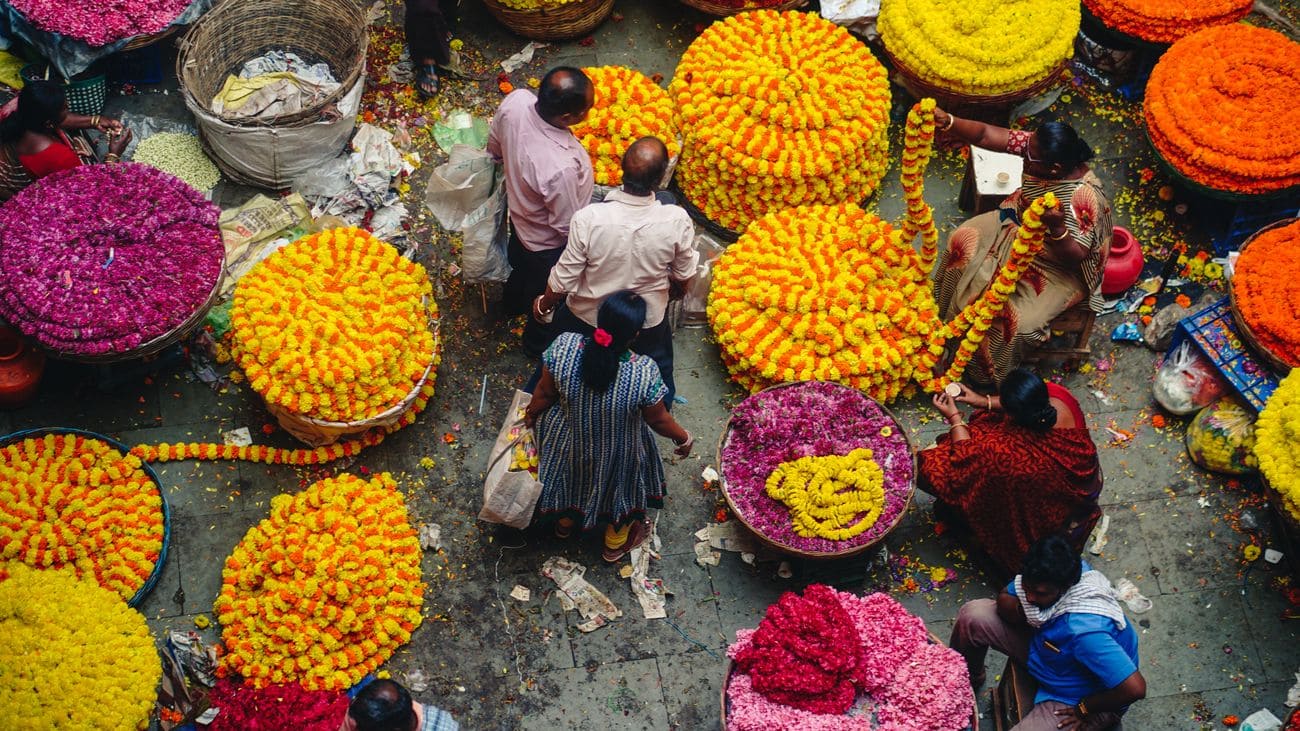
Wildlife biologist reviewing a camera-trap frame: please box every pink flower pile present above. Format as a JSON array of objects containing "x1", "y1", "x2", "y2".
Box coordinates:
[
  {"x1": 727, "y1": 587, "x2": 975, "y2": 731},
  {"x1": 0, "y1": 163, "x2": 223, "y2": 357},
  {"x1": 9, "y1": 0, "x2": 191, "y2": 46},
  {"x1": 720, "y1": 382, "x2": 913, "y2": 553},
  {"x1": 207, "y1": 679, "x2": 350, "y2": 731}
]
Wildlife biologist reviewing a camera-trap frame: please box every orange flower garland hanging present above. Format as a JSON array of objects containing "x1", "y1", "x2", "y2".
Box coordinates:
[
  {"x1": 1144, "y1": 24, "x2": 1300, "y2": 195},
  {"x1": 0, "y1": 433, "x2": 164, "y2": 602},
  {"x1": 215, "y1": 472, "x2": 423, "y2": 691},
  {"x1": 670, "y1": 10, "x2": 891, "y2": 232},
  {"x1": 1082, "y1": 0, "x2": 1251, "y2": 44},
  {"x1": 230, "y1": 227, "x2": 439, "y2": 423},
  {"x1": 1232, "y1": 219, "x2": 1300, "y2": 367},
  {"x1": 571, "y1": 66, "x2": 679, "y2": 187}
]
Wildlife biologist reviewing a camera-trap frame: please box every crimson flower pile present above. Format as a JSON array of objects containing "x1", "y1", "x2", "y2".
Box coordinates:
[
  {"x1": 727, "y1": 585, "x2": 973, "y2": 730},
  {"x1": 205, "y1": 679, "x2": 349, "y2": 731},
  {"x1": 0, "y1": 163, "x2": 223, "y2": 357},
  {"x1": 8, "y1": 0, "x2": 192, "y2": 46}
]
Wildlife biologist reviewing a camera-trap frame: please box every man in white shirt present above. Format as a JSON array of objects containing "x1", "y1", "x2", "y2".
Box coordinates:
[{"x1": 532, "y1": 137, "x2": 698, "y2": 406}]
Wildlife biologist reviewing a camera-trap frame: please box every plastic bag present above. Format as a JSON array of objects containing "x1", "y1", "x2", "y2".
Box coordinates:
[
  {"x1": 1152, "y1": 342, "x2": 1229, "y2": 415},
  {"x1": 680, "y1": 233, "x2": 727, "y2": 328},
  {"x1": 426, "y1": 144, "x2": 510, "y2": 283},
  {"x1": 1185, "y1": 396, "x2": 1258, "y2": 475},
  {"x1": 116, "y1": 112, "x2": 197, "y2": 160},
  {"x1": 479, "y1": 390, "x2": 543, "y2": 529}
]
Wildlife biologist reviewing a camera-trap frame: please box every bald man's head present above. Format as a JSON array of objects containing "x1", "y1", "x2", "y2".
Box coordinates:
[
  {"x1": 621, "y1": 137, "x2": 669, "y2": 196},
  {"x1": 536, "y1": 67, "x2": 594, "y2": 127}
]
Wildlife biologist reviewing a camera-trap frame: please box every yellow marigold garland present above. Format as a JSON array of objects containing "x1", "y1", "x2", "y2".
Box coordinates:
[
  {"x1": 670, "y1": 10, "x2": 892, "y2": 232},
  {"x1": 901, "y1": 99, "x2": 939, "y2": 271},
  {"x1": 215, "y1": 472, "x2": 423, "y2": 691},
  {"x1": 0, "y1": 563, "x2": 161, "y2": 730},
  {"x1": 879, "y1": 0, "x2": 1078, "y2": 96},
  {"x1": 765, "y1": 448, "x2": 886, "y2": 541},
  {"x1": 0, "y1": 433, "x2": 164, "y2": 601},
  {"x1": 572, "y1": 66, "x2": 679, "y2": 187},
  {"x1": 1254, "y1": 370, "x2": 1300, "y2": 522},
  {"x1": 231, "y1": 227, "x2": 438, "y2": 423}
]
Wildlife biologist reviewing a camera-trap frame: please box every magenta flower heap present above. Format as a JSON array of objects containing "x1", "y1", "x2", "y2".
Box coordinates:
[
  {"x1": 0, "y1": 163, "x2": 223, "y2": 357},
  {"x1": 8, "y1": 0, "x2": 192, "y2": 46}
]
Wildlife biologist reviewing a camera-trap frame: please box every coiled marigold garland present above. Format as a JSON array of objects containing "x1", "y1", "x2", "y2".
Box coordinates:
[{"x1": 572, "y1": 66, "x2": 679, "y2": 186}]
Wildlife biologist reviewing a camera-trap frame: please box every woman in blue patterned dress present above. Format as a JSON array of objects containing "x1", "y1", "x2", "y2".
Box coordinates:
[{"x1": 525, "y1": 291, "x2": 693, "y2": 562}]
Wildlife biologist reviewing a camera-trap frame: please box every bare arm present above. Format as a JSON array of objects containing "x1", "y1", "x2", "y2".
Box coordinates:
[
  {"x1": 640, "y1": 401, "x2": 692, "y2": 456},
  {"x1": 934, "y1": 108, "x2": 1013, "y2": 152},
  {"x1": 996, "y1": 588, "x2": 1028, "y2": 626},
  {"x1": 523, "y1": 368, "x2": 559, "y2": 427}
]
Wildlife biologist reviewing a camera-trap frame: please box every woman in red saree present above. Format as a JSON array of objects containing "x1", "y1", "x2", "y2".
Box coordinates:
[{"x1": 919, "y1": 369, "x2": 1102, "y2": 578}]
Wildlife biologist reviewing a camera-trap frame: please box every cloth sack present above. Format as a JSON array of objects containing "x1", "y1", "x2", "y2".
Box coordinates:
[
  {"x1": 479, "y1": 390, "x2": 543, "y2": 528},
  {"x1": 424, "y1": 144, "x2": 510, "y2": 283}
]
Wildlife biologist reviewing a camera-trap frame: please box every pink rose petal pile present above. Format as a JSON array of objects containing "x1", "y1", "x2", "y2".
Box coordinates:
[
  {"x1": 9, "y1": 0, "x2": 191, "y2": 46},
  {"x1": 0, "y1": 163, "x2": 223, "y2": 357}
]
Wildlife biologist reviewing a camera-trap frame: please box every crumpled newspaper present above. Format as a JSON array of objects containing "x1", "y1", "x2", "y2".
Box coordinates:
[
  {"x1": 418, "y1": 523, "x2": 441, "y2": 552},
  {"x1": 694, "y1": 521, "x2": 767, "y2": 567},
  {"x1": 541, "y1": 557, "x2": 621, "y2": 632},
  {"x1": 500, "y1": 42, "x2": 547, "y2": 73},
  {"x1": 1286, "y1": 668, "x2": 1300, "y2": 707},
  {"x1": 627, "y1": 523, "x2": 669, "y2": 620}
]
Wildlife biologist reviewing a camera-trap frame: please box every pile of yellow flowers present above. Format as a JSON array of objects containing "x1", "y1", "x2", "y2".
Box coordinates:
[
  {"x1": 572, "y1": 66, "x2": 679, "y2": 187},
  {"x1": 0, "y1": 433, "x2": 164, "y2": 601},
  {"x1": 670, "y1": 10, "x2": 891, "y2": 232},
  {"x1": 0, "y1": 564, "x2": 161, "y2": 730},
  {"x1": 215, "y1": 473, "x2": 423, "y2": 690},
  {"x1": 765, "y1": 448, "x2": 885, "y2": 541},
  {"x1": 879, "y1": 0, "x2": 1078, "y2": 96},
  {"x1": 231, "y1": 227, "x2": 439, "y2": 423},
  {"x1": 1254, "y1": 370, "x2": 1300, "y2": 522}
]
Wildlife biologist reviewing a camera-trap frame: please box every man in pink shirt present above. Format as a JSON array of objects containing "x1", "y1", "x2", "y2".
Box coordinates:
[
  {"x1": 532, "y1": 137, "x2": 697, "y2": 406},
  {"x1": 487, "y1": 66, "x2": 595, "y2": 356}
]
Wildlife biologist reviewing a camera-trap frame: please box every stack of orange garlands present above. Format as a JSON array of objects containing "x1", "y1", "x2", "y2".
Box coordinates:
[
  {"x1": 1082, "y1": 0, "x2": 1252, "y2": 44},
  {"x1": 707, "y1": 100, "x2": 1060, "y2": 402},
  {"x1": 1144, "y1": 24, "x2": 1300, "y2": 195},
  {"x1": 1232, "y1": 219, "x2": 1300, "y2": 368}
]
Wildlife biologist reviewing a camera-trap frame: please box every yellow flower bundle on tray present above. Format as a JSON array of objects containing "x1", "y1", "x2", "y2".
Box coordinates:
[
  {"x1": 879, "y1": 0, "x2": 1078, "y2": 96},
  {"x1": 1254, "y1": 370, "x2": 1300, "y2": 522},
  {"x1": 0, "y1": 433, "x2": 164, "y2": 601},
  {"x1": 670, "y1": 10, "x2": 892, "y2": 232},
  {"x1": 572, "y1": 66, "x2": 679, "y2": 187},
  {"x1": 215, "y1": 473, "x2": 424, "y2": 691},
  {"x1": 230, "y1": 227, "x2": 439, "y2": 423},
  {"x1": 0, "y1": 564, "x2": 161, "y2": 730}
]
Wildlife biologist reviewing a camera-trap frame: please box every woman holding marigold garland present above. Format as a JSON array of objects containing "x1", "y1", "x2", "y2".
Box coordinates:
[
  {"x1": 918, "y1": 368, "x2": 1104, "y2": 578},
  {"x1": 932, "y1": 109, "x2": 1112, "y2": 384},
  {"x1": 524, "y1": 290, "x2": 693, "y2": 562}
]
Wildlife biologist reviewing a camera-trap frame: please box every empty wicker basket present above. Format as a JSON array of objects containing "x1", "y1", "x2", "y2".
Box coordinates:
[{"x1": 482, "y1": 0, "x2": 616, "y2": 41}]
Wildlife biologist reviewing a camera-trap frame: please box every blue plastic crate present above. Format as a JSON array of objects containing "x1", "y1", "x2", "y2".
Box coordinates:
[{"x1": 1167, "y1": 298, "x2": 1279, "y2": 412}]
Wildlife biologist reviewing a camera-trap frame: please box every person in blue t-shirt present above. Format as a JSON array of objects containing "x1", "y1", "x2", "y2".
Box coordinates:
[{"x1": 951, "y1": 534, "x2": 1145, "y2": 730}]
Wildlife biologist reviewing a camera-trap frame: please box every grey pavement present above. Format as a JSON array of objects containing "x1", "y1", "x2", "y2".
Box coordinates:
[{"x1": 8, "y1": 1, "x2": 1299, "y2": 729}]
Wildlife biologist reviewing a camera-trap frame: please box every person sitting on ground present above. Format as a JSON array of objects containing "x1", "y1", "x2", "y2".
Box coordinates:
[
  {"x1": 525, "y1": 291, "x2": 693, "y2": 562},
  {"x1": 918, "y1": 368, "x2": 1103, "y2": 578},
  {"x1": 0, "y1": 81, "x2": 132, "y2": 201},
  {"x1": 932, "y1": 108, "x2": 1112, "y2": 384},
  {"x1": 340, "y1": 678, "x2": 458, "y2": 731},
  {"x1": 531, "y1": 136, "x2": 698, "y2": 407},
  {"x1": 487, "y1": 66, "x2": 595, "y2": 357},
  {"x1": 951, "y1": 534, "x2": 1144, "y2": 731}
]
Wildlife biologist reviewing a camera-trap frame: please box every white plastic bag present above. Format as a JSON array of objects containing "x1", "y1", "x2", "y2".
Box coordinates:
[
  {"x1": 425, "y1": 144, "x2": 510, "y2": 283},
  {"x1": 1153, "y1": 342, "x2": 1229, "y2": 415},
  {"x1": 479, "y1": 390, "x2": 543, "y2": 529},
  {"x1": 680, "y1": 233, "x2": 727, "y2": 328}
]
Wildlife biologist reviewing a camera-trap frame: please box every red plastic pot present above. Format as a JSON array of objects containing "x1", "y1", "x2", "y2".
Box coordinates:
[
  {"x1": 1102, "y1": 225, "x2": 1143, "y2": 297},
  {"x1": 0, "y1": 325, "x2": 44, "y2": 409}
]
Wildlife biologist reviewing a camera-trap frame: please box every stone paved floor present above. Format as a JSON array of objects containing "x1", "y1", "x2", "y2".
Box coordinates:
[{"x1": 8, "y1": 2, "x2": 1299, "y2": 729}]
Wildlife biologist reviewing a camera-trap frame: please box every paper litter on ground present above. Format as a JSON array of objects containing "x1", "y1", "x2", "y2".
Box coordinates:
[
  {"x1": 541, "y1": 557, "x2": 621, "y2": 631},
  {"x1": 500, "y1": 42, "x2": 547, "y2": 73},
  {"x1": 418, "y1": 523, "x2": 441, "y2": 552},
  {"x1": 510, "y1": 585, "x2": 530, "y2": 602},
  {"x1": 627, "y1": 522, "x2": 668, "y2": 619}
]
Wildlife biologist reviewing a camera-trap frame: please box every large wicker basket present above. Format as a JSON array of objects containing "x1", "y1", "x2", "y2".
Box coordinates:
[
  {"x1": 482, "y1": 0, "x2": 615, "y2": 41},
  {"x1": 1227, "y1": 218, "x2": 1299, "y2": 375},
  {"x1": 884, "y1": 46, "x2": 1067, "y2": 124},
  {"x1": 177, "y1": 0, "x2": 367, "y2": 128},
  {"x1": 678, "y1": 0, "x2": 808, "y2": 16}
]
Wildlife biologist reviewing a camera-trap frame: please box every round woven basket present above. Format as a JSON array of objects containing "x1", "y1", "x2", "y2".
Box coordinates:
[
  {"x1": 884, "y1": 46, "x2": 1068, "y2": 112},
  {"x1": 0, "y1": 427, "x2": 171, "y2": 608},
  {"x1": 721, "y1": 633, "x2": 980, "y2": 730},
  {"x1": 121, "y1": 23, "x2": 184, "y2": 53},
  {"x1": 717, "y1": 381, "x2": 915, "y2": 560},
  {"x1": 1227, "y1": 218, "x2": 1299, "y2": 375},
  {"x1": 482, "y1": 0, "x2": 615, "y2": 41},
  {"x1": 1145, "y1": 128, "x2": 1300, "y2": 204},
  {"x1": 176, "y1": 0, "x2": 367, "y2": 128},
  {"x1": 678, "y1": 0, "x2": 808, "y2": 17}
]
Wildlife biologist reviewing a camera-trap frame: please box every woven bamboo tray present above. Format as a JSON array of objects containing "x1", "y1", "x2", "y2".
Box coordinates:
[
  {"x1": 678, "y1": 0, "x2": 807, "y2": 17},
  {"x1": 121, "y1": 23, "x2": 183, "y2": 53},
  {"x1": 482, "y1": 0, "x2": 615, "y2": 41},
  {"x1": 883, "y1": 46, "x2": 1068, "y2": 113},
  {"x1": 0, "y1": 427, "x2": 171, "y2": 608},
  {"x1": 721, "y1": 633, "x2": 979, "y2": 730},
  {"x1": 1227, "y1": 218, "x2": 1299, "y2": 375},
  {"x1": 717, "y1": 381, "x2": 915, "y2": 560}
]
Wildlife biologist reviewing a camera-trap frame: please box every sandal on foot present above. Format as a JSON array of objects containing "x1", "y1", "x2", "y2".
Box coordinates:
[
  {"x1": 602, "y1": 520, "x2": 650, "y2": 563},
  {"x1": 554, "y1": 522, "x2": 573, "y2": 540},
  {"x1": 415, "y1": 64, "x2": 440, "y2": 100}
]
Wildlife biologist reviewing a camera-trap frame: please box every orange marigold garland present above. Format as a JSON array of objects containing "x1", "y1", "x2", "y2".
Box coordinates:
[
  {"x1": 0, "y1": 433, "x2": 164, "y2": 601},
  {"x1": 901, "y1": 99, "x2": 939, "y2": 271},
  {"x1": 571, "y1": 66, "x2": 679, "y2": 186},
  {"x1": 1083, "y1": 0, "x2": 1251, "y2": 44},
  {"x1": 1232, "y1": 219, "x2": 1300, "y2": 367},
  {"x1": 1144, "y1": 24, "x2": 1300, "y2": 195},
  {"x1": 670, "y1": 10, "x2": 891, "y2": 232},
  {"x1": 215, "y1": 472, "x2": 423, "y2": 691}
]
